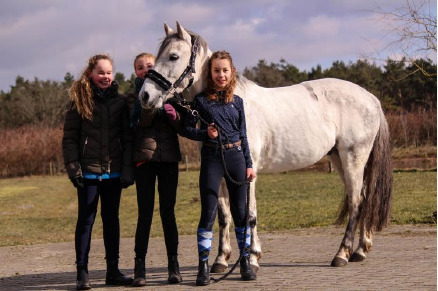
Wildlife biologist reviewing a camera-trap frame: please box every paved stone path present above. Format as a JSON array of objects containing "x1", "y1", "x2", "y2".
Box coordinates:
[{"x1": 0, "y1": 225, "x2": 435, "y2": 290}]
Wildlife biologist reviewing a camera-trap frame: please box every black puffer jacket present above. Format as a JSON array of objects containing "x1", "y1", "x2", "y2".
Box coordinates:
[
  {"x1": 62, "y1": 82, "x2": 134, "y2": 182},
  {"x1": 127, "y1": 93, "x2": 182, "y2": 163}
]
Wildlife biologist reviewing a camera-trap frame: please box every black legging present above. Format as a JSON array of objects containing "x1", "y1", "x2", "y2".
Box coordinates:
[
  {"x1": 198, "y1": 146, "x2": 248, "y2": 231},
  {"x1": 75, "y1": 178, "x2": 121, "y2": 265},
  {"x1": 134, "y1": 161, "x2": 179, "y2": 257}
]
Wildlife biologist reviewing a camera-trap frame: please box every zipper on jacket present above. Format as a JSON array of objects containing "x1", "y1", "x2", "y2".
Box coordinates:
[{"x1": 82, "y1": 137, "x2": 88, "y2": 156}]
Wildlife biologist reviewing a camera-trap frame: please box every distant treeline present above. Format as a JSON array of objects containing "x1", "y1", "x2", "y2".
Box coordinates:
[
  {"x1": 0, "y1": 58, "x2": 435, "y2": 177},
  {"x1": 243, "y1": 57, "x2": 436, "y2": 112},
  {"x1": 0, "y1": 57, "x2": 435, "y2": 127}
]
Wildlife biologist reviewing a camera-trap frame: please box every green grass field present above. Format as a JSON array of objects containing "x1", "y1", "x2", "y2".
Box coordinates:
[{"x1": 0, "y1": 170, "x2": 436, "y2": 247}]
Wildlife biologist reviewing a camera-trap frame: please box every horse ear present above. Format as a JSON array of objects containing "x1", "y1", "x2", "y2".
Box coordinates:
[
  {"x1": 164, "y1": 22, "x2": 174, "y2": 35},
  {"x1": 176, "y1": 21, "x2": 191, "y2": 43}
]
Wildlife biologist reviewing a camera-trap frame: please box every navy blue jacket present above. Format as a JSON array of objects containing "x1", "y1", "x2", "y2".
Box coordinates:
[{"x1": 181, "y1": 93, "x2": 252, "y2": 168}]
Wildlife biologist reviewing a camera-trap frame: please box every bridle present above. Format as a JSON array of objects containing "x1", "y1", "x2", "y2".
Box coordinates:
[{"x1": 144, "y1": 35, "x2": 199, "y2": 105}]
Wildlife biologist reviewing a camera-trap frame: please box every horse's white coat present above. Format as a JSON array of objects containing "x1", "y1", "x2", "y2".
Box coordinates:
[
  {"x1": 140, "y1": 22, "x2": 392, "y2": 270},
  {"x1": 234, "y1": 79, "x2": 381, "y2": 174}
]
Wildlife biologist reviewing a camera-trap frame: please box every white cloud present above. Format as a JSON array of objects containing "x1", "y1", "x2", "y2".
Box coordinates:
[
  {"x1": 0, "y1": 0, "x2": 436, "y2": 92},
  {"x1": 302, "y1": 15, "x2": 342, "y2": 39}
]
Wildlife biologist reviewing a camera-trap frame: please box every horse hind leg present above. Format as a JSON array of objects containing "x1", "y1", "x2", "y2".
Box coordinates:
[
  {"x1": 211, "y1": 179, "x2": 232, "y2": 273},
  {"x1": 331, "y1": 148, "x2": 368, "y2": 267},
  {"x1": 351, "y1": 119, "x2": 393, "y2": 263},
  {"x1": 350, "y1": 224, "x2": 373, "y2": 262},
  {"x1": 327, "y1": 151, "x2": 346, "y2": 185}
]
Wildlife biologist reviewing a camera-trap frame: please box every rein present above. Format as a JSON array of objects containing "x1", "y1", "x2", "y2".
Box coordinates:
[{"x1": 212, "y1": 129, "x2": 251, "y2": 283}]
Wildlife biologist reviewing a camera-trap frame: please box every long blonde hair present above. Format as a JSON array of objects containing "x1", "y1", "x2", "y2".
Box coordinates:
[
  {"x1": 206, "y1": 50, "x2": 236, "y2": 103},
  {"x1": 68, "y1": 54, "x2": 113, "y2": 120}
]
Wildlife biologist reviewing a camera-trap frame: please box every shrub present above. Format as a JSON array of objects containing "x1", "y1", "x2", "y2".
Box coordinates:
[
  {"x1": 0, "y1": 106, "x2": 436, "y2": 177},
  {"x1": 386, "y1": 108, "x2": 437, "y2": 147},
  {"x1": 0, "y1": 125, "x2": 64, "y2": 177}
]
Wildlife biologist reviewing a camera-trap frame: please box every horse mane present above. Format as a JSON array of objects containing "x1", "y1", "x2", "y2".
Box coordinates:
[
  {"x1": 236, "y1": 72, "x2": 258, "y2": 92},
  {"x1": 156, "y1": 30, "x2": 208, "y2": 60},
  {"x1": 155, "y1": 28, "x2": 255, "y2": 98}
]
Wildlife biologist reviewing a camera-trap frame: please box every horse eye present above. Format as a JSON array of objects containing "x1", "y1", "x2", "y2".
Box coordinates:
[{"x1": 169, "y1": 54, "x2": 179, "y2": 61}]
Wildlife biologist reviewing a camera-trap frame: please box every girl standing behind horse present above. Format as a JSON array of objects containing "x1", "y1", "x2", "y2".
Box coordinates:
[
  {"x1": 62, "y1": 54, "x2": 134, "y2": 290},
  {"x1": 127, "y1": 53, "x2": 183, "y2": 286},
  {"x1": 181, "y1": 50, "x2": 257, "y2": 286}
]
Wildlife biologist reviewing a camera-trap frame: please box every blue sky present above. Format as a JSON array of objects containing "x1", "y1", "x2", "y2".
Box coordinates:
[{"x1": 0, "y1": 0, "x2": 436, "y2": 92}]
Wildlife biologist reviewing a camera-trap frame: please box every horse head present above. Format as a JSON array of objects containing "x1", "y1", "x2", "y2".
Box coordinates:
[{"x1": 140, "y1": 21, "x2": 211, "y2": 110}]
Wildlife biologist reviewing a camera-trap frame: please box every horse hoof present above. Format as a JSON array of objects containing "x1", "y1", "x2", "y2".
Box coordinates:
[
  {"x1": 210, "y1": 263, "x2": 227, "y2": 273},
  {"x1": 330, "y1": 257, "x2": 348, "y2": 267},
  {"x1": 349, "y1": 252, "x2": 366, "y2": 262},
  {"x1": 250, "y1": 264, "x2": 259, "y2": 274}
]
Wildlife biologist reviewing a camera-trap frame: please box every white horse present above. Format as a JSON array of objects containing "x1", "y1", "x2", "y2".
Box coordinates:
[{"x1": 139, "y1": 22, "x2": 393, "y2": 271}]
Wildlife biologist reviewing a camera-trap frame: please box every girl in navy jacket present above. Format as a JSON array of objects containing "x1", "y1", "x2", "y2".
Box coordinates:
[{"x1": 181, "y1": 50, "x2": 256, "y2": 285}]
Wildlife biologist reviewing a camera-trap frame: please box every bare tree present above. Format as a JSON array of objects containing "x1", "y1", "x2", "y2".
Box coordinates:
[{"x1": 371, "y1": 0, "x2": 437, "y2": 77}]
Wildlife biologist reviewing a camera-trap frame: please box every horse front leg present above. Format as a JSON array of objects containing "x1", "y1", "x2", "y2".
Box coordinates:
[
  {"x1": 211, "y1": 179, "x2": 232, "y2": 273},
  {"x1": 248, "y1": 180, "x2": 262, "y2": 273}
]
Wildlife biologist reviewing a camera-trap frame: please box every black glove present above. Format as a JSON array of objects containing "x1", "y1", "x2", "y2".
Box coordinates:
[
  {"x1": 120, "y1": 180, "x2": 134, "y2": 189},
  {"x1": 70, "y1": 175, "x2": 84, "y2": 189}
]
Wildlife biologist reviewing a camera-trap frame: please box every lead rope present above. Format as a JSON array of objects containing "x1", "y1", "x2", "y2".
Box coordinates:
[
  {"x1": 211, "y1": 128, "x2": 251, "y2": 283},
  {"x1": 182, "y1": 105, "x2": 251, "y2": 283}
]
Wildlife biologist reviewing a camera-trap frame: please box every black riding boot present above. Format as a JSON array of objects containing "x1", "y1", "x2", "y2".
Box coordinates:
[
  {"x1": 195, "y1": 260, "x2": 210, "y2": 286},
  {"x1": 240, "y1": 256, "x2": 257, "y2": 281},
  {"x1": 132, "y1": 257, "x2": 146, "y2": 287},
  {"x1": 168, "y1": 254, "x2": 182, "y2": 284},
  {"x1": 105, "y1": 259, "x2": 133, "y2": 286},
  {"x1": 76, "y1": 264, "x2": 91, "y2": 290}
]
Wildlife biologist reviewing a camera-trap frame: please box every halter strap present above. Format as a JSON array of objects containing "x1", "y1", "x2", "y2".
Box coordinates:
[{"x1": 146, "y1": 70, "x2": 172, "y2": 91}]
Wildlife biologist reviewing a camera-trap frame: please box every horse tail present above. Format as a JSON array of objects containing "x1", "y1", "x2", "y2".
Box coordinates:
[{"x1": 359, "y1": 109, "x2": 393, "y2": 232}]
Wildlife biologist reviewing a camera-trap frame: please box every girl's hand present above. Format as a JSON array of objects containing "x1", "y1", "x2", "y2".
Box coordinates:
[
  {"x1": 246, "y1": 168, "x2": 256, "y2": 182},
  {"x1": 163, "y1": 104, "x2": 177, "y2": 121},
  {"x1": 208, "y1": 123, "x2": 218, "y2": 139}
]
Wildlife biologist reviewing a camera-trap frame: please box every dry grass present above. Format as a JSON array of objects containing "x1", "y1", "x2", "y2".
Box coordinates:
[{"x1": 0, "y1": 170, "x2": 435, "y2": 247}]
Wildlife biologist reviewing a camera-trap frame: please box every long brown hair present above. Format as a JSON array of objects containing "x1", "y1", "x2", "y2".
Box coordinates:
[
  {"x1": 68, "y1": 54, "x2": 113, "y2": 120},
  {"x1": 206, "y1": 50, "x2": 236, "y2": 103}
]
